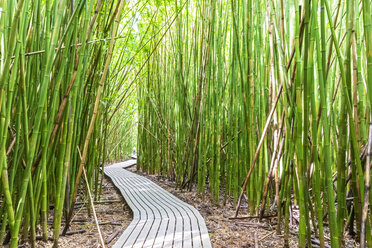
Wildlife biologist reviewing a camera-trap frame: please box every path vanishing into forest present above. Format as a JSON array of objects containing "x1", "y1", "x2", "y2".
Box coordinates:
[{"x1": 104, "y1": 159, "x2": 212, "y2": 248}]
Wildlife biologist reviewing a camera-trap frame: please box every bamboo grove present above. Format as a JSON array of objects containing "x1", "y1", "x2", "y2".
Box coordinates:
[
  {"x1": 0, "y1": 0, "x2": 142, "y2": 247},
  {"x1": 137, "y1": 0, "x2": 372, "y2": 247}
]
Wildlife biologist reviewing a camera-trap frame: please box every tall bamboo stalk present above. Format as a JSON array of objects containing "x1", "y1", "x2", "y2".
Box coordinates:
[
  {"x1": 0, "y1": 0, "x2": 137, "y2": 246},
  {"x1": 137, "y1": 0, "x2": 372, "y2": 246}
]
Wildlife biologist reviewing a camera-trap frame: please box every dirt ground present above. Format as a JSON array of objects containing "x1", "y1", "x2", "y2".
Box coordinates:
[
  {"x1": 21, "y1": 162, "x2": 359, "y2": 247},
  {"x1": 129, "y1": 166, "x2": 298, "y2": 248},
  {"x1": 128, "y1": 166, "x2": 359, "y2": 248},
  {"x1": 17, "y1": 176, "x2": 132, "y2": 248}
]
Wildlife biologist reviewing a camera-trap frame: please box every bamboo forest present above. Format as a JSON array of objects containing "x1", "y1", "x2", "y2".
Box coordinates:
[{"x1": 0, "y1": 0, "x2": 371, "y2": 247}]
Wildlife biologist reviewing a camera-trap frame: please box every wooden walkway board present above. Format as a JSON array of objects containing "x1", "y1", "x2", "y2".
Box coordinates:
[
  {"x1": 105, "y1": 161, "x2": 212, "y2": 248},
  {"x1": 108, "y1": 159, "x2": 137, "y2": 169}
]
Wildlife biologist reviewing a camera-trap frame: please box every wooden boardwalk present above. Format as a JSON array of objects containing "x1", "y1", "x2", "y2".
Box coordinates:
[{"x1": 104, "y1": 160, "x2": 212, "y2": 248}]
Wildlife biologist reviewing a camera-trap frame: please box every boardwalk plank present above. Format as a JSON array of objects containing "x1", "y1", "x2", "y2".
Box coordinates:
[
  {"x1": 130, "y1": 177, "x2": 178, "y2": 248},
  {"x1": 142, "y1": 181, "x2": 203, "y2": 247},
  {"x1": 105, "y1": 160, "x2": 212, "y2": 248}
]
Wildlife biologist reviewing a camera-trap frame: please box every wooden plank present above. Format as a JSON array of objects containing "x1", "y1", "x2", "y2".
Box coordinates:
[
  {"x1": 142, "y1": 218, "x2": 161, "y2": 248},
  {"x1": 138, "y1": 183, "x2": 185, "y2": 247},
  {"x1": 154, "y1": 188, "x2": 199, "y2": 247},
  {"x1": 111, "y1": 178, "x2": 141, "y2": 219},
  {"x1": 182, "y1": 213, "x2": 193, "y2": 247},
  {"x1": 130, "y1": 177, "x2": 179, "y2": 247},
  {"x1": 118, "y1": 177, "x2": 169, "y2": 247},
  {"x1": 121, "y1": 219, "x2": 147, "y2": 247},
  {"x1": 141, "y1": 180, "x2": 202, "y2": 247},
  {"x1": 151, "y1": 217, "x2": 168, "y2": 247},
  {"x1": 126, "y1": 180, "x2": 159, "y2": 247},
  {"x1": 132, "y1": 177, "x2": 183, "y2": 247},
  {"x1": 105, "y1": 160, "x2": 212, "y2": 248},
  {"x1": 141, "y1": 191, "x2": 175, "y2": 248},
  {"x1": 114, "y1": 179, "x2": 147, "y2": 246},
  {"x1": 151, "y1": 186, "x2": 209, "y2": 247}
]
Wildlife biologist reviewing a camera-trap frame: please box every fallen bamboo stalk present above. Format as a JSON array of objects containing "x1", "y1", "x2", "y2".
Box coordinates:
[
  {"x1": 258, "y1": 231, "x2": 275, "y2": 242},
  {"x1": 83, "y1": 167, "x2": 106, "y2": 247},
  {"x1": 79, "y1": 146, "x2": 106, "y2": 248},
  {"x1": 36, "y1": 230, "x2": 87, "y2": 241},
  {"x1": 105, "y1": 230, "x2": 120, "y2": 245},
  {"x1": 254, "y1": 232, "x2": 259, "y2": 248},
  {"x1": 235, "y1": 222, "x2": 272, "y2": 228},
  {"x1": 75, "y1": 199, "x2": 122, "y2": 205},
  {"x1": 228, "y1": 215, "x2": 276, "y2": 220}
]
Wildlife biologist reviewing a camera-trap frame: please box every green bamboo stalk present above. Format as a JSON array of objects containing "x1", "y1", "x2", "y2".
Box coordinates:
[{"x1": 66, "y1": 0, "x2": 125, "y2": 230}]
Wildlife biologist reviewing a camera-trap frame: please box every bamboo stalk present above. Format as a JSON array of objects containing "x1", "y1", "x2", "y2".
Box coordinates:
[
  {"x1": 361, "y1": 122, "x2": 372, "y2": 248},
  {"x1": 235, "y1": 85, "x2": 283, "y2": 217},
  {"x1": 65, "y1": 0, "x2": 126, "y2": 232}
]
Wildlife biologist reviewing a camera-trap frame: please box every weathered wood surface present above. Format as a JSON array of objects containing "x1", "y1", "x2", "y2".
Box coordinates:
[
  {"x1": 105, "y1": 160, "x2": 212, "y2": 248},
  {"x1": 109, "y1": 159, "x2": 137, "y2": 169}
]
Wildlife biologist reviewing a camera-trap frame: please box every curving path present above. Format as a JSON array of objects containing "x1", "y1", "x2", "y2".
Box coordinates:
[{"x1": 104, "y1": 160, "x2": 212, "y2": 248}]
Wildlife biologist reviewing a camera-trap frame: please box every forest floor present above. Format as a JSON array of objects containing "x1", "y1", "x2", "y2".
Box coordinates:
[
  {"x1": 23, "y1": 160, "x2": 359, "y2": 247},
  {"x1": 129, "y1": 166, "x2": 298, "y2": 248},
  {"x1": 129, "y1": 165, "x2": 359, "y2": 248},
  {"x1": 19, "y1": 176, "x2": 132, "y2": 248}
]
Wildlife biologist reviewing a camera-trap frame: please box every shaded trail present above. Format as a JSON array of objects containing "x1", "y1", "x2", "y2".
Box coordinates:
[{"x1": 105, "y1": 160, "x2": 212, "y2": 248}]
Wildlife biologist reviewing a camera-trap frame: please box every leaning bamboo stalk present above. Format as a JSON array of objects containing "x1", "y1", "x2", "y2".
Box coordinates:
[
  {"x1": 77, "y1": 146, "x2": 106, "y2": 248},
  {"x1": 234, "y1": 85, "x2": 282, "y2": 217},
  {"x1": 259, "y1": 113, "x2": 285, "y2": 220}
]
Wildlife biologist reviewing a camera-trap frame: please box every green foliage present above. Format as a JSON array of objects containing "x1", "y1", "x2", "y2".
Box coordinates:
[
  {"x1": 137, "y1": 0, "x2": 372, "y2": 247},
  {"x1": 0, "y1": 0, "x2": 135, "y2": 246}
]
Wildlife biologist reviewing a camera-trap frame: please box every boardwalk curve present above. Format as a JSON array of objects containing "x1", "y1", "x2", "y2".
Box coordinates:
[{"x1": 105, "y1": 160, "x2": 212, "y2": 248}]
